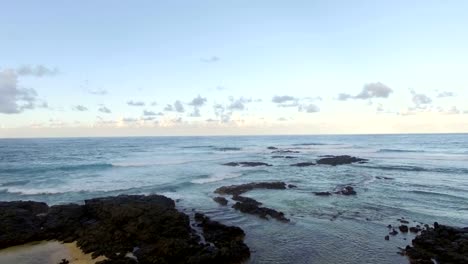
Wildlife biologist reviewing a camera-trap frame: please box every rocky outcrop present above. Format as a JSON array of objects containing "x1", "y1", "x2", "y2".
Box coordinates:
[
  {"x1": 316, "y1": 155, "x2": 368, "y2": 166},
  {"x1": 232, "y1": 197, "x2": 290, "y2": 223},
  {"x1": 214, "y1": 182, "x2": 290, "y2": 222},
  {"x1": 0, "y1": 195, "x2": 250, "y2": 264},
  {"x1": 271, "y1": 156, "x2": 297, "y2": 159},
  {"x1": 290, "y1": 162, "x2": 316, "y2": 167},
  {"x1": 271, "y1": 150, "x2": 300, "y2": 154},
  {"x1": 335, "y1": 186, "x2": 356, "y2": 195},
  {"x1": 222, "y1": 162, "x2": 272, "y2": 167},
  {"x1": 213, "y1": 197, "x2": 228, "y2": 206},
  {"x1": 405, "y1": 223, "x2": 468, "y2": 264},
  {"x1": 215, "y1": 182, "x2": 287, "y2": 196},
  {"x1": 313, "y1": 192, "x2": 332, "y2": 196}
]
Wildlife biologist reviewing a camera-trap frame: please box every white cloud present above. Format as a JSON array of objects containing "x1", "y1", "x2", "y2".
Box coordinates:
[
  {"x1": 0, "y1": 69, "x2": 43, "y2": 114},
  {"x1": 299, "y1": 104, "x2": 320, "y2": 113},
  {"x1": 88, "y1": 88, "x2": 108, "y2": 95},
  {"x1": 437, "y1": 91, "x2": 455, "y2": 98},
  {"x1": 188, "y1": 95, "x2": 207, "y2": 107},
  {"x1": 164, "y1": 100, "x2": 185, "y2": 113},
  {"x1": 98, "y1": 106, "x2": 111, "y2": 113},
  {"x1": 16, "y1": 65, "x2": 59, "y2": 77},
  {"x1": 73, "y1": 105, "x2": 88, "y2": 111},
  {"x1": 338, "y1": 82, "x2": 393, "y2": 100},
  {"x1": 127, "y1": 100, "x2": 145, "y2": 106}
]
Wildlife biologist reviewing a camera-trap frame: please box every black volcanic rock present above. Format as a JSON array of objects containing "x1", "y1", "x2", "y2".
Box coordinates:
[
  {"x1": 213, "y1": 196, "x2": 228, "y2": 206},
  {"x1": 222, "y1": 162, "x2": 272, "y2": 167},
  {"x1": 335, "y1": 186, "x2": 357, "y2": 195},
  {"x1": 215, "y1": 182, "x2": 287, "y2": 196},
  {"x1": 267, "y1": 146, "x2": 278, "y2": 150},
  {"x1": 0, "y1": 195, "x2": 250, "y2": 264},
  {"x1": 313, "y1": 192, "x2": 332, "y2": 196},
  {"x1": 271, "y1": 150, "x2": 300, "y2": 154},
  {"x1": 232, "y1": 199, "x2": 289, "y2": 223},
  {"x1": 290, "y1": 162, "x2": 316, "y2": 167},
  {"x1": 405, "y1": 224, "x2": 468, "y2": 264},
  {"x1": 399, "y1": 225, "x2": 409, "y2": 233},
  {"x1": 316, "y1": 155, "x2": 368, "y2": 166},
  {"x1": 0, "y1": 201, "x2": 49, "y2": 248}
]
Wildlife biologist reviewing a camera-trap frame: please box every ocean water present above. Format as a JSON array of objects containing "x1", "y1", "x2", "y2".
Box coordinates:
[{"x1": 1, "y1": 134, "x2": 467, "y2": 264}]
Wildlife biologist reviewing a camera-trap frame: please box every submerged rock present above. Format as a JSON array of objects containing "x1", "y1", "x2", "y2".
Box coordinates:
[
  {"x1": 290, "y1": 162, "x2": 316, "y2": 167},
  {"x1": 0, "y1": 195, "x2": 250, "y2": 264},
  {"x1": 222, "y1": 162, "x2": 272, "y2": 167},
  {"x1": 215, "y1": 182, "x2": 287, "y2": 196},
  {"x1": 316, "y1": 155, "x2": 368, "y2": 166},
  {"x1": 271, "y1": 155, "x2": 297, "y2": 159},
  {"x1": 271, "y1": 150, "x2": 300, "y2": 154},
  {"x1": 313, "y1": 192, "x2": 332, "y2": 196},
  {"x1": 213, "y1": 197, "x2": 228, "y2": 206},
  {"x1": 267, "y1": 146, "x2": 278, "y2": 150},
  {"x1": 232, "y1": 198, "x2": 290, "y2": 223},
  {"x1": 405, "y1": 223, "x2": 468, "y2": 264},
  {"x1": 335, "y1": 186, "x2": 357, "y2": 195}
]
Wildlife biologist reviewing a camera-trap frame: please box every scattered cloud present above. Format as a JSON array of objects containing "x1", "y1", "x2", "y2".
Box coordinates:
[
  {"x1": 272, "y1": 95, "x2": 296, "y2": 104},
  {"x1": 216, "y1": 86, "x2": 226, "y2": 91},
  {"x1": 123, "y1": 117, "x2": 137, "y2": 122},
  {"x1": 188, "y1": 95, "x2": 207, "y2": 107},
  {"x1": 88, "y1": 88, "x2": 108, "y2": 95},
  {"x1": 190, "y1": 108, "x2": 201, "y2": 117},
  {"x1": 16, "y1": 65, "x2": 59, "y2": 77},
  {"x1": 338, "y1": 82, "x2": 393, "y2": 101},
  {"x1": 73, "y1": 105, "x2": 88, "y2": 111},
  {"x1": 201, "y1": 56, "x2": 220, "y2": 63},
  {"x1": 227, "y1": 97, "x2": 252, "y2": 111},
  {"x1": 143, "y1": 110, "x2": 163, "y2": 116},
  {"x1": 437, "y1": 91, "x2": 455, "y2": 98},
  {"x1": 98, "y1": 106, "x2": 111, "y2": 113},
  {"x1": 150, "y1": 101, "x2": 158, "y2": 106},
  {"x1": 411, "y1": 89, "x2": 432, "y2": 108},
  {"x1": 299, "y1": 104, "x2": 320, "y2": 113},
  {"x1": 164, "y1": 100, "x2": 185, "y2": 113},
  {"x1": 0, "y1": 69, "x2": 44, "y2": 114},
  {"x1": 127, "y1": 100, "x2": 145, "y2": 106}
]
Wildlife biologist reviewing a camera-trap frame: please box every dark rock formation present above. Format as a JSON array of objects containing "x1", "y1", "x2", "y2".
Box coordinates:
[
  {"x1": 267, "y1": 146, "x2": 278, "y2": 150},
  {"x1": 214, "y1": 147, "x2": 241, "y2": 151},
  {"x1": 334, "y1": 186, "x2": 357, "y2": 195},
  {"x1": 215, "y1": 182, "x2": 289, "y2": 223},
  {"x1": 215, "y1": 182, "x2": 287, "y2": 196},
  {"x1": 271, "y1": 150, "x2": 300, "y2": 154},
  {"x1": 313, "y1": 192, "x2": 332, "y2": 196},
  {"x1": 222, "y1": 162, "x2": 272, "y2": 167},
  {"x1": 376, "y1": 176, "x2": 394, "y2": 180},
  {"x1": 410, "y1": 226, "x2": 422, "y2": 233},
  {"x1": 399, "y1": 225, "x2": 409, "y2": 233},
  {"x1": 193, "y1": 213, "x2": 250, "y2": 263},
  {"x1": 384, "y1": 235, "x2": 390, "y2": 241},
  {"x1": 405, "y1": 224, "x2": 468, "y2": 264},
  {"x1": 290, "y1": 162, "x2": 316, "y2": 167},
  {"x1": 316, "y1": 155, "x2": 368, "y2": 166},
  {"x1": 213, "y1": 197, "x2": 228, "y2": 206},
  {"x1": 389, "y1": 229, "x2": 399, "y2": 236},
  {"x1": 0, "y1": 195, "x2": 250, "y2": 264},
  {"x1": 232, "y1": 199, "x2": 289, "y2": 223},
  {"x1": 287, "y1": 184, "x2": 297, "y2": 189},
  {"x1": 271, "y1": 155, "x2": 297, "y2": 159}
]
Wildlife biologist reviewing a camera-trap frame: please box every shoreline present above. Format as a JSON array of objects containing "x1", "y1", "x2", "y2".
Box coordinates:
[{"x1": 0, "y1": 241, "x2": 106, "y2": 264}]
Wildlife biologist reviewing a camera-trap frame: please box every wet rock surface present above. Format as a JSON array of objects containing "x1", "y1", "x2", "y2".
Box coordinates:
[
  {"x1": 313, "y1": 191, "x2": 332, "y2": 196},
  {"x1": 271, "y1": 150, "x2": 300, "y2": 154},
  {"x1": 335, "y1": 186, "x2": 357, "y2": 195},
  {"x1": 215, "y1": 182, "x2": 290, "y2": 222},
  {"x1": 290, "y1": 162, "x2": 316, "y2": 167},
  {"x1": 213, "y1": 196, "x2": 228, "y2": 206},
  {"x1": 215, "y1": 182, "x2": 287, "y2": 196},
  {"x1": 316, "y1": 155, "x2": 368, "y2": 166},
  {"x1": 0, "y1": 195, "x2": 250, "y2": 264},
  {"x1": 222, "y1": 162, "x2": 272, "y2": 167},
  {"x1": 271, "y1": 155, "x2": 297, "y2": 159},
  {"x1": 405, "y1": 223, "x2": 468, "y2": 264}
]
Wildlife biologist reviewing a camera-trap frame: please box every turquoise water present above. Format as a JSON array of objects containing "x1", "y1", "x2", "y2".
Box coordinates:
[{"x1": 1, "y1": 134, "x2": 467, "y2": 263}]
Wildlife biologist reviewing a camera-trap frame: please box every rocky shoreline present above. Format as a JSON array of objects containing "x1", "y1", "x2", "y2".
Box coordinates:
[{"x1": 0, "y1": 195, "x2": 250, "y2": 264}]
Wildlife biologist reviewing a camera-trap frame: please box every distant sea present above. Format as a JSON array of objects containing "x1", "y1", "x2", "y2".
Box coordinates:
[{"x1": 1, "y1": 134, "x2": 467, "y2": 263}]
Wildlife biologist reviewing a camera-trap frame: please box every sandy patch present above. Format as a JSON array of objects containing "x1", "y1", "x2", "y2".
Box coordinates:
[{"x1": 0, "y1": 241, "x2": 106, "y2": 264}]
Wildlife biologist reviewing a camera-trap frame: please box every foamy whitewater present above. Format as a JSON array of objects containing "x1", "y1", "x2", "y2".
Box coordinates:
[{"x1": 1, "y1": 134, "x2": 467, "y2": 263}]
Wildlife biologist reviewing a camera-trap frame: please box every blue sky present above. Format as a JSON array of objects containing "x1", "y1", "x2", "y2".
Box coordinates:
[{"x1": 1, "y1": 0, "x2": 468, "y2": 137}]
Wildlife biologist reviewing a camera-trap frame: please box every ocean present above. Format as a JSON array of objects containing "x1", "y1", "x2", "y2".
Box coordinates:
[{"x1": 1, "y1": 134, "x2": 467, "y2": 264}]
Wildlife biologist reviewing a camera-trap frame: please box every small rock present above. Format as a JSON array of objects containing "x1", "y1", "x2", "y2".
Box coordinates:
[
  {"x1": 384, "y1": 235, "x2": 389, "y2": 241},
  {"x1": 389, "y1": 229, "x2": 398, "y2": 236},
  {"x1": 399, "y1": 225, "x2": 409, "y2": 233},
  {"x1": 213, "y1": 197, "x2": 228, "y2": 206}
]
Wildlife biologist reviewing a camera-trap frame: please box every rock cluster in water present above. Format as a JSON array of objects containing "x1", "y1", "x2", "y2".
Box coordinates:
[
  {"x1": 0, "y1": 195, "x2": 250, "y2": 264},
  {"x1": 316, "y1": 155, "x2": 368, "y2": 166},
  {"x1": 214, "y1": 182, "x2": 290, "y2": 222},
  {"x1": 404, "y1": 223, "x2": 468, "y2": 264},
  {"x1": 222, "y1": 162, "x2": 272, "y2": 167}
]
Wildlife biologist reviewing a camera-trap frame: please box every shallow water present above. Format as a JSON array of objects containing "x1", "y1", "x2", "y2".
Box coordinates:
[{"x1": 1, "y1": 134, "x2": 467, "y2": 263}]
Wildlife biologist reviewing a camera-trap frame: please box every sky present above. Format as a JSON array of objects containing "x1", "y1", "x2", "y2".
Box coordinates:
[{"x1": 1, "y1": 0, "x2": 468, "y2": 137}]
